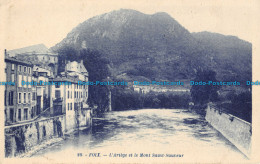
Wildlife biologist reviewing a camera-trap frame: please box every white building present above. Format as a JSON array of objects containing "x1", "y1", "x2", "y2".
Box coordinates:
[{"x1": 50, "y1": 60, "x2": 89, "y2": 132}]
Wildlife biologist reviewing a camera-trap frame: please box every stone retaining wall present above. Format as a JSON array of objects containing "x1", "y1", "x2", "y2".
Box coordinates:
[{"x1": 205, "y1": 104, "x2": 252, "y2": 158}]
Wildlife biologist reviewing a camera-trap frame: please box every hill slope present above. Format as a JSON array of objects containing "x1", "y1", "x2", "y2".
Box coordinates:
[{"x1": 52, "y1": 9, "x2": 252, "y2": 84}]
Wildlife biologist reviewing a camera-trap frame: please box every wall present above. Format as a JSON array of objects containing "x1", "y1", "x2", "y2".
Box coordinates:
[
  {"x1": 5, "y1": 108, "x2": 93, "y2": 157},
  {"x1": 66, "y1": 109, "x2": 92, "y2": 132},
  {"x1": 78, "y1": 109, "x2": 92, "y2": 128},
  {"x1": 5, "y1": 114, "x2": 66, "y2": 157},
  {"x1": 205, "y1": 104, "x2": 252, "y2": 158}
]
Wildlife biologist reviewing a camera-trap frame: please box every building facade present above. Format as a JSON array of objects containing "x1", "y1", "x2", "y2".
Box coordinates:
[
  {"x1": 4, "y1": 57, "x2": 34, "y2": 125},
  {"x1": 49, "y1": 60, "x2": 89, "y2": 131},
  {"x1": 4, "y1": 46, "x2": 90, "y2": 133}
]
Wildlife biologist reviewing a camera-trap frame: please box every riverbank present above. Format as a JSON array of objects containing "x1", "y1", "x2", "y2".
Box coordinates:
[
  {"x1": 18, "y1": 137, "x2": 64, "y2": 158},
  {"x1": 205, "y1": 103, "x2": 251, "y2": 158},
  {"x1": 5, "y1": 108, "x2": 92, "y2": 158},
  {"x1": 18, "y1": 126, "x2": 91, "y2": 158}
]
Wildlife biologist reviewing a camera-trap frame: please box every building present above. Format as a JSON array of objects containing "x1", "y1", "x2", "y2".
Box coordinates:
[
  {"x1": 4, "y1": 55, "x2": 34, "y2": 125},
  {"x1": 4, "y1": 49, "x2": 55, "y2": 125},
  {"x1": 49, "y1": 60, "x2": 89, "y2": 131},
  {"x1": 6, "y1": 44, "x2": 58, "y2": 76},
  {"x1": 33, "y1": 66, "x2": 53, "y2": 115},
  {"x1": 4, "y1": 45, "x2": 91, "y2": 132}
]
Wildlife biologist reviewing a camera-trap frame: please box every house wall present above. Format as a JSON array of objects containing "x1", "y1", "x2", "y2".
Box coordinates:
[{"x1": 5, "y1": 60, "x2": 33, "y2": 125}]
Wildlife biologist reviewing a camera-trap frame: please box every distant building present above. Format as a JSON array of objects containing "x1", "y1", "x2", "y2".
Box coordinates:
[
  {"x1": 6, "y1": 44, "x2": 58, "y2": 76},
  {"x1": 133, "y1": 85, "x2": 190, "y2": 94}
]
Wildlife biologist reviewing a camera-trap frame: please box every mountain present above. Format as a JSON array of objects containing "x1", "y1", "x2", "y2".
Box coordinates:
[
  {"x1": 51, "y1": 9, "x2": 252, "y2": 84},
  {"x1": 191, "y1": 32, "x2": 252, "y2": 82}
]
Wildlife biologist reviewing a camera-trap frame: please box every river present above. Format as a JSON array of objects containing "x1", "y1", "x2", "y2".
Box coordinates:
[{"x1": 31, "y1": 109, "x2": 247, "y2": 162}]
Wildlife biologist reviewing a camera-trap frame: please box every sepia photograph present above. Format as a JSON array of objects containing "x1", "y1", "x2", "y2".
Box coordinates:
[{"x1": 0, "y1": 0, "x2": 259, "y2": 163}]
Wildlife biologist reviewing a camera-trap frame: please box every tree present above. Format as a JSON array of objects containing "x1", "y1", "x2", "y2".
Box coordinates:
[
  {"x1": 190, "y1": 68, "x2": 220, "y2": 106},
  {"x1": 79, "y1": 49, "x2": 111, "y2": 112},
  {"x1": 56, "y1": 45, "x2": 79, "y2": 74}
]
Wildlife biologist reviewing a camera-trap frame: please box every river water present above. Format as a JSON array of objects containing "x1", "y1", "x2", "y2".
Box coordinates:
[{"x1": 32, "y1": 109, "x2": 247, "y2": 162}]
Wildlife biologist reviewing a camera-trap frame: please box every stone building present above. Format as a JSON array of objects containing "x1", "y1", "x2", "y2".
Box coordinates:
[
  {"x1": 4, "y1": 55, "x2": 35, "y2": 125},
  {"x1": 6, "y1": 44, "x2": 58, "y2": 76}
]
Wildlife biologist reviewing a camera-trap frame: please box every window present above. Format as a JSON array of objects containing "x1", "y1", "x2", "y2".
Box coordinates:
[
  {"x1": 55, "y1": 90, "x2": 61, "y2": 98},
  {"x1": 11, "y1": 64, "x2": 15, "y2": 70},
  {"x1": 28, "y1": 93, "x2": 31, "y2": 103},
  {"x1": 4, "y1": 91, "x2": 6, "y2": 106},
  {"x1": 24, "y1": 66, "x2": 27, "y2": 73},
  {"x1": 18, "y1": 93, "x2": 21, "y2": 103},
  {"x1": 18, "y1": 65, "x2": 22, "y2": 72},
  {"x1": 55, "y1": 84, "x2": 60, "y2": 88},
  {"x1": 11, "y1": 74, "x2": 14, "y2": 82},
  {"x1": 24, "y1": 93, "x2": 26, "y2": 103},
  {"x1": 23, "y1": 76, "x2": 27, "y2": 88},
  {"x1": 24, "y1": 108, "x2": 28, "y2": 120},
  {"x1": 74, "y1": 91, "x2": 76, "y2": 98},
  {"x1": 10, "y1": 108, "x2": 14, "y2": 122},
  {"x1": 70, "y1": 103, "x2": 72, "y2": 110},
  {"x1": 8, "y1": 91, "x2": 14, "y2": 106},
  {"x1": 28, "y1": 68, "x2": 31, "y2": 74},
  {"x1": 18, "y1": 75, "x2": 22, "y2": 87},
  {"x1": 18, "y1": 109, "x2": 21, "y2": 121},
  {"x1": 31, "y1": 107, "x2": 34, "y2": 118},
  {"x1": 28, "y1": 76, "x2": 31, "y2": 88},
  {"x1": 33, "y1": 92, "x2": 36, "y2": 100}
]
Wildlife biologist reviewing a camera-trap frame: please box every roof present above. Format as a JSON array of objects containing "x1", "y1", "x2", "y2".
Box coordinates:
[
  {"x1": 66, "y1": 61, "x2": 88, "y2": 74},
  {"x1": 5, "y1": 57, "x2": 33, "y2": 66},
  {"x1": 33, "y1": 66, "x2": 52, "y2": 76},
  {"x1": 50, "y1": 77, "x2": 78, "y2": 83},
  {"x1": 7, "y1": 44, "x2": 56, "y2": 57}
]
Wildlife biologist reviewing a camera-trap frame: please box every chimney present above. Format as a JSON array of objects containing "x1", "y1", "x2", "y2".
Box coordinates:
[
  {"x1": 4, "y1": 49, "x2": 9, "y2": 58},
  {"x1": 65, "y1": 63, "x2": 67, "y2": 77},
  {"x1": 80, "y1": 60, "x2": 83, "y2": 64}
]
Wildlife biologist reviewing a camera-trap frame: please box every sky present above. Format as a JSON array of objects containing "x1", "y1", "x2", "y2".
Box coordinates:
[{"x1": 0, "y1": 0, "x2": 259, "y2": 50}]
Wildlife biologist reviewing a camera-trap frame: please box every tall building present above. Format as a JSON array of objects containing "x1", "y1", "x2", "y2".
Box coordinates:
[{"x1": 4, "y1": 55, "x2": 34, "y2": 125}]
